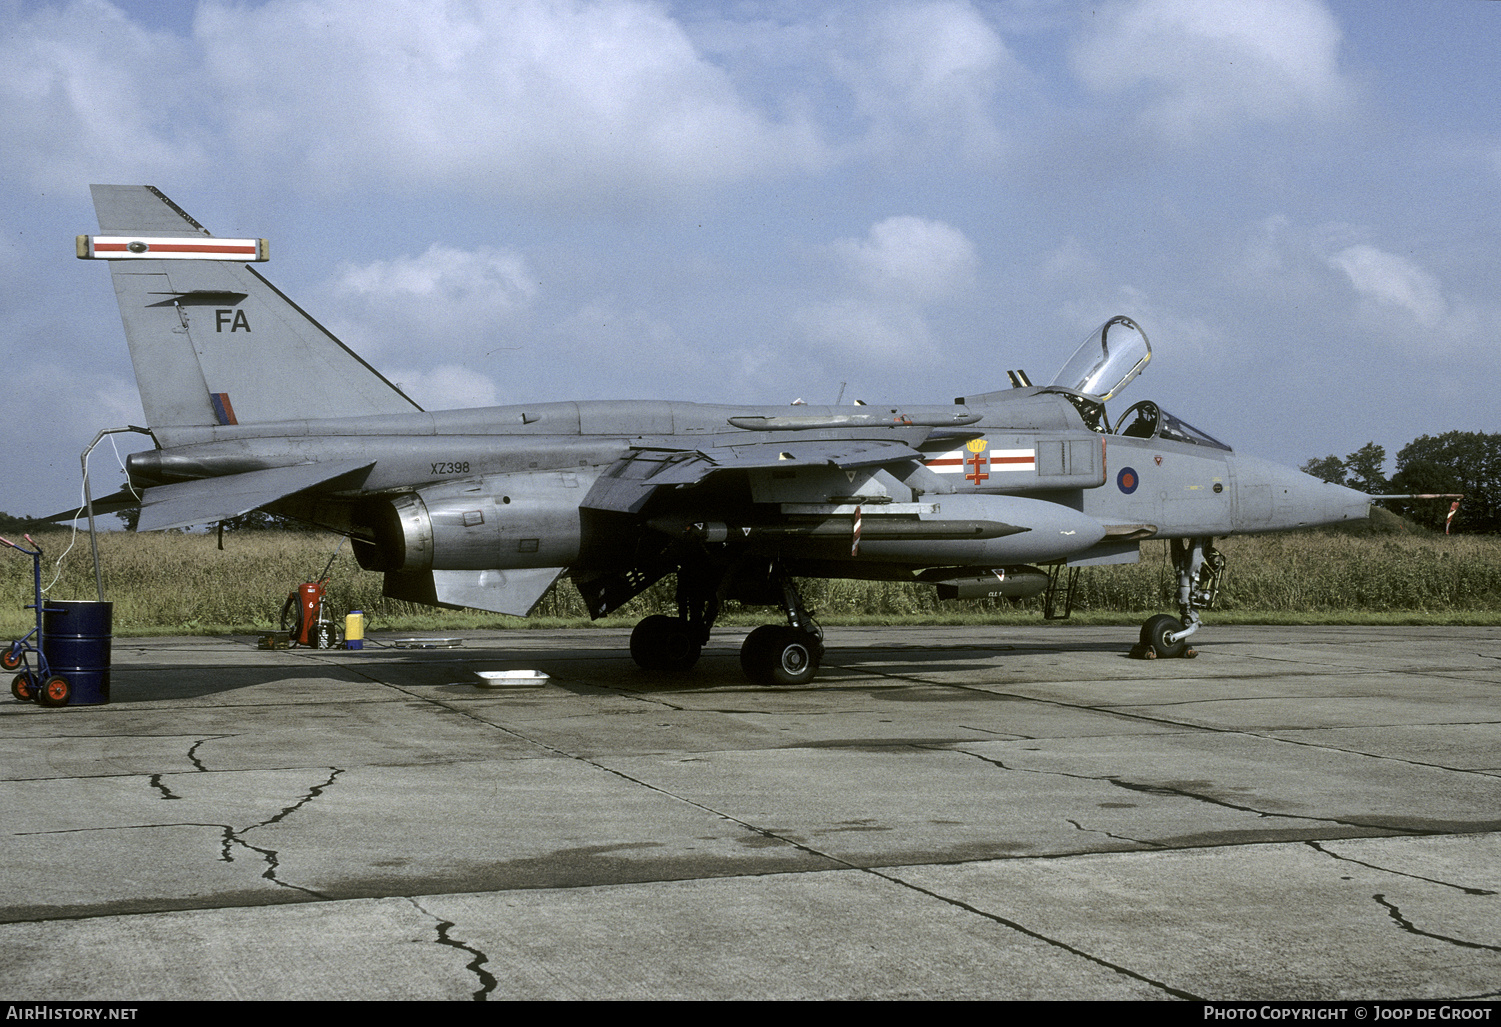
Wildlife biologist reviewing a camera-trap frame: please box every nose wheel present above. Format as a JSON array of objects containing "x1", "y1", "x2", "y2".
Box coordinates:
[{"x1": 1138, "y1": 615, "x2": 1189, "y2": 659}]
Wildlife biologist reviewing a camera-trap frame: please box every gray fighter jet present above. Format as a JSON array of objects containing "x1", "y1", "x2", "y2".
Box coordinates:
[{"x1": 78, "y1": 184, "x2": 1370, "y2": 683}]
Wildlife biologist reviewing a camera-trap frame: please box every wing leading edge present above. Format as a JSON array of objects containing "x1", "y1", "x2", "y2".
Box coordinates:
[{"x1": 583, "y1": 434, "x2": 933, "y2": 516}]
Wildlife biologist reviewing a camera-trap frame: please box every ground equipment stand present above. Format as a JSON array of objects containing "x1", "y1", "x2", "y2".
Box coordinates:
[{"x1": 1, "y1": 535, "x2": 71, "y2": 707}]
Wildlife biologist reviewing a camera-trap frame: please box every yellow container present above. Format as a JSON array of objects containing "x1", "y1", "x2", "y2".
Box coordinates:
[{"x1": 344, "y1": 611, "x2": 364, "y2": 649}]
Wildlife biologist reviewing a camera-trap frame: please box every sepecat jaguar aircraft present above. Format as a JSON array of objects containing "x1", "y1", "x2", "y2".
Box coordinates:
[{"x1": 77, "y1": 184, "x2": 1371, "y2": 683}]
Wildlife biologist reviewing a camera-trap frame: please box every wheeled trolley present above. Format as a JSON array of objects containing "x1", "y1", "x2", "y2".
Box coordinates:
[{"x1": 2, "y1": 535, "x2": 70, "y2": 707}]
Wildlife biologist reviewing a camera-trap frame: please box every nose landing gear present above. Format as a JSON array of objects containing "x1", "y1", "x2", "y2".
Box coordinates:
[{"x1": 1133, "y1": 537, "x2": 1224, "y2": 659}]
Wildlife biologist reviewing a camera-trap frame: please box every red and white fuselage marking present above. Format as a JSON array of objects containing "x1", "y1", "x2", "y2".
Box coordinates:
[{"x1": 925, "y1": 443, "x2": 1035, "y2": 484}]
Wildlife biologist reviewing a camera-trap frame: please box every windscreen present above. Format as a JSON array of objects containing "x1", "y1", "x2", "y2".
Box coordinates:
[
  {"x1": 1115, "y1": 400, "x2": 1232, "y2": 451},
  {"x1": 1049, "y1": 315, "x2": 1151, "y2": 401}
]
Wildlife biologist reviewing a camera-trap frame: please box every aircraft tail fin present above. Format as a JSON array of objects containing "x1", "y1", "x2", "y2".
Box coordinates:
[{"x1": 86, "y1": 185, "x2": 421, "y2": 428}]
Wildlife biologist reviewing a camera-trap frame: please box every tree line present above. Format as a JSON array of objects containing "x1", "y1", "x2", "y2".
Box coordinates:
[{"x1": 1303, "y1": 431, "x2": 1500, "y2": 534}]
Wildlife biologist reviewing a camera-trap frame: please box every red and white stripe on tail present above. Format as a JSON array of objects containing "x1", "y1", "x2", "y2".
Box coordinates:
[{"x1": 77, "y1": 236, "x2": 269, "y2": 261}]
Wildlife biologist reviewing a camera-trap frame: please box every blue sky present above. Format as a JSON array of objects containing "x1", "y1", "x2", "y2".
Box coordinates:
[{"x1": 2, "y1": 0, "x2": 1498, "y2": 518}]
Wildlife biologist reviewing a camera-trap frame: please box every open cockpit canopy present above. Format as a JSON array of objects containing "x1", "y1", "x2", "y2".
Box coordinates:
[{"x1": 1049, "y1": 315, "x2": 1151, "y2": 402}]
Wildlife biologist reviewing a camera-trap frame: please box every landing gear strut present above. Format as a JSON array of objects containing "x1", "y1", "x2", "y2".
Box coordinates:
[
  {"x1": 628, "y1": 558, "x2": 824, "y2": 685},
  {"x1": 1134, "y1": 537, "x2": 1224, "y2": 659}
]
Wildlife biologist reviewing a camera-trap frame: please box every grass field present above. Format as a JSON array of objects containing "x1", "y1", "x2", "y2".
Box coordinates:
[{"x1": 1, "y1": 523, "x2": 1498, "y2": 637}]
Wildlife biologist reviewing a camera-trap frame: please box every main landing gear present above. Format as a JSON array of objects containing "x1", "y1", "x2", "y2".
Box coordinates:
[
  {"x1": 629, "y1": 559, "x2": 824, "y2": 686},
  {"x1": 738, "y1": 571, "x2": 823, "y2": 686},
  {"x1": 1134, "y1": 537, "x2": 1224, "y2": 659}
]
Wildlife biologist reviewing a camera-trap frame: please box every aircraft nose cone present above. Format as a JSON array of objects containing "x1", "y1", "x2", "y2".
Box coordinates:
[{"x1": 1232, "y1": 455, "x2": 1371, "y2": 532}]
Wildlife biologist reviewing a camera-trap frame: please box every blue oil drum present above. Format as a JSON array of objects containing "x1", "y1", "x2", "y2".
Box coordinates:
[{"x1": 41, "y1": 601, "x2": 113, "y2": 705}]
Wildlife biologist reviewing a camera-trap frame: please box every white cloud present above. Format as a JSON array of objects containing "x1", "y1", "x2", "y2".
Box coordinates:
[
  {"x1": 1219, "y1": 219, "x2": 1501, "y2": 363},
  {"x1": 867, "y1": 2, "x2": 1014, "y2": 138},
  {"x1": 1322, "y1": 241, "x2": 1501, "y2": 359},
  {"x1": 0, "y1": 364, "x2": 143, "y2": 516},
  {"x1": 1070, "y1": 0, "x2": 1352, "y2": 140},
  {"x1": 333, "y1": 244, "x2": 536, "y2": 313},
  {"x1": 193, "y1": 0, "x2": 827, "y2": 199},
  {"x1": 1038, "y1": 237, "x2": 1103, "y2": 286},
  {"x1": 1327, "y1": 245, "x2": 1447, "y2": 327},
  {"x1": 2, "y1": 0, "x2": 1015, "y2": 203},
  {"x1": 0, "y1": 0, "x2": 208, "y2": 190},
  {"x1": 381, "y1": 363, "x2": 499, "y2": 410},
  {"x1": 833, "y1": 215, "x2": 977, "y2": 302},
  {"x1": 322, "y1": 243, "x2": 538, "y2": 359},
  {"x1": 830, "y1": 1, "x2": 1016, "y2": 158},
  {"x1": 548, "y1": 299, "x2": 713, "y2": 397},
  {"x1": 799, "y1": 215, "x2": 977, "y2": 361}
]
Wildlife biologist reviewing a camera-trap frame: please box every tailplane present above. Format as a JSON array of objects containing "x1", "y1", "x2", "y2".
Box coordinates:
[{"x1": 86, "y1": 185, "x2": 420, "y2": 428}]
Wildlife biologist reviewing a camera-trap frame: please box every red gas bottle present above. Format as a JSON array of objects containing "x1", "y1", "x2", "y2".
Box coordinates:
[{"x1": 284, "y1": 580, "x2": 329, "y2": 647}]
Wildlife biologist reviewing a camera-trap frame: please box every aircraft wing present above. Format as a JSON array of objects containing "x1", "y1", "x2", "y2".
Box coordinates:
[
  {"x1": 41, "y1": 488, "x2": 141, "y2": 524},
  {"x1": 135, "y1": 460, "x2": 375, "y2": 531},
  {"x1": 583, "y1": 435, "x2": 930, "y2": 515}
]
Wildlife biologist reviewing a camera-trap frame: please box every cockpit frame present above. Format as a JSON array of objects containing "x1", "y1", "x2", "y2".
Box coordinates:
[{"x1": 1115, "y1": 400, "x2": 1232, "y2": 451}]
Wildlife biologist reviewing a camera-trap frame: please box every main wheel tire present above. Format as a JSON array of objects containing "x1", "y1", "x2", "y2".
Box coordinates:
[
  {"x1": 35, "y1": 676, "x2": 70, "y2": 708},
  {"x1": 766, "y1": 628, "x2": 820, "y2": 686},
  {"x1": 656, "y1": 622, "x2": 701, "y2": 673},
  {"x1": 11, "y1": 673, "x2": 36, "y2": 702},
  {"x1": 1, "y1": 647, "x2": 22, "y2": 671},
  {"x1": 1140, "y1": 614, "x2": 1187, "y2": 659},
  {"x1": 630, "y1": 615, "x2": 671, "y2": 669},
  {"x1": 630, "y1": 615, "x2": 701, "y2": 673},
  {"x1": 739, "y1": 625, "x2": 784, "y2": 682}
]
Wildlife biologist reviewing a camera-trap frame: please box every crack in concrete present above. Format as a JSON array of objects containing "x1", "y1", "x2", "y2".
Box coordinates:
[
  {"x1": 612, "y1": 690, "x2": 688, "y2": 712},
  {"x1": 16, "y1": 821, "x2": 236, "y2": 839},
  {"x1": 15, "y1": 818, "x2": 326, "y2": 902},
  {"x1": 216, "y1": 767, "x2": 344, "y2": 898},
  {"x1": 1066, "y1": 818, "x2": 1160, "y2": 848},
  {"x1": 1254, "y1": 725, "x2": 1501, "y2": 778},
  {"x1": 1307, "y1": 842, "x2": 1497, "y2": 895},
  {"x1": 219, "y1": 826, "x2": 328, "y2": 899},
  {"x1": 253, "y1": 767, "x2": 343, "y2": 829},
  {"x1": 147, "y1": 773, "x2": 180, "y2": 800},
  {"x1": 185, "y1": 736, "x2": 227, "y2": 772},
  {"x1": 959, "y1": 725, "x2": 1032, "y2": 738},
  {"x1": 1374, "y1": 893, "x2": 1501, "y2": 953},
  {"x1": 942, "y1": 743, "x2": 1297, "y2": 820},
  {"x1": 409, "y1": 898, "x2": 496, "y2": 1000},
  {"x1": 1104, "y1": 777, "x2": 1281, "y2": 817}
]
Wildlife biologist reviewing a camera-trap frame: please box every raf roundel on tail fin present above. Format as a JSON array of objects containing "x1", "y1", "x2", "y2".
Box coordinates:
[{"x1": 86, "y1": 185, "x2": 421, "y2": 428}]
